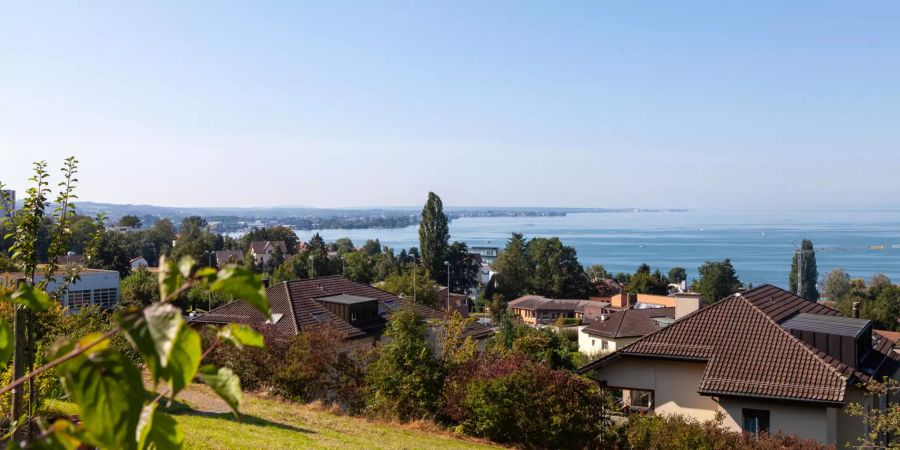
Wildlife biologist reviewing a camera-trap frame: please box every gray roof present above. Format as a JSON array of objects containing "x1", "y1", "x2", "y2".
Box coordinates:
[
  {"x1": 316, "y1": 294, "x2": 377, "y2": 305},
  {"x1": 780, "y1": 313, "x2": 871, "y2": 338}
]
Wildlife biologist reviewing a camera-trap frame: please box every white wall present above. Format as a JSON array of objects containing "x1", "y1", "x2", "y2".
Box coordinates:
[
  {"x1": 577, "y1": 327, "x2": 637, "y2": 354},
  {"x1": 716, "y1": 396, "x2": 835, "y2": 445}
]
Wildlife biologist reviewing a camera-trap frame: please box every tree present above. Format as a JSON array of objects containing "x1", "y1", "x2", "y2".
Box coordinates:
[
  {"x1": 668, "y1": 266, "x2": 687, "y2": 284},
  {"x1": 308, "y1": 233, "x2": 326, "y2": 252},
  {"x1": 365, "y1": 310, "x2": 443, "y2": 421},
  {"x1": 362, "y1": 239, "x2": 382, "y2": 256},
  {"x1": 846, "y1": 378, "x2": 900, "y2": 449},
  {"x1": 586, "y1": 264, "x2": 610, "y2": 281},
  {"x1": 443, "y1": 241, "x2": 479, "y2": 294},
  {"x1": 822, "y1": 268, "x2": 851, "y2": 301},
  {"x1": 381, "y1": 266, "x2": 438, "y2": 305},
  {"x1": 342, "y1": 250, "x2": 374, "y2": 284},
  {"x1": 692, "y1": 259, "x2": 742, "y2": 304},
  {"x1": 627, "y1": 266, "x2": 669, "y2": 295},
  {"x1": 493, "y1": 233, "x2": 532, "y2": 301},
  {"x1": 527, "y1": 237, "x2": 590, "y2": 299},
  {"x1": 333, "y1": 237, "x2": 355, "y2": 255},
  {"x1": 117, "y1": 215, "x2": 142, "y2": 228},
  {"x1": 789, "y1": 239, "x2": 819, "y2": 301},
  {"x1": 241, "y1": 226, "x2": 299, "y2": 254},
  {"x1": 119, "y1": 267, "x2": 159, "y2": 306},
  {"x1": 418, "y1": 192, "x2": 450, "y2": 281}
]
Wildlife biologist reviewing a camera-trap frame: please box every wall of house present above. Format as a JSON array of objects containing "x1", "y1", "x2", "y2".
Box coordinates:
[
  {"x1": 577, "y1": 327, "x2": 638, "y2": 354},
  {"x1": 715, "y1": 396, "x2": 836, "y2": 445},
  {"x1": 636, "y1": 294, "x2": 676, "y2": 307},
  {"x1": 593, "y1": 357, "x2": 719, "y2": 421},
  {"x1": 835, "y1": 386, "x2": 868, "y2": 449}
]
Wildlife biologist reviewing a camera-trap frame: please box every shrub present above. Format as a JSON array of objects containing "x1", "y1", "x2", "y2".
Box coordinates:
[
  {"x1": 270, "y1": 326, "x2": 367, "y2": 414},
  {"x1": 201, "y1": 324, "x2": 287, "y2": 391},
  {"x1": 618, "y1": 413, "x2": 830, "y2": 450},
  {"x1": 443, "y1": 353, "x2": 610, "y2": 449},
  {"x1": 365, "y1": 310, "x2": 443, "y2": 421}
]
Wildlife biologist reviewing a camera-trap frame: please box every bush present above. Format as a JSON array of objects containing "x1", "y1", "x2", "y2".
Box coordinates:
[
  {"x1": 365, "y1": 310, "x2": 443, "y2": 421},
  {"x1": 201, "y1": 324, "x2": 287, "y2": 391},
  {"x1": 443, "y1": 353, "x2": 610, "y2": 449},
  {"x1": 618, "y1": 413, "x2": 829, "y2": 450},
  {"x1": 270, "y1": 326, "x2": 367, "y2": 414}
]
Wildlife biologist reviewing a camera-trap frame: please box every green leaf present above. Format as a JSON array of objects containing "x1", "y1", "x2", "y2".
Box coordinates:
[
  {"x1": 27, "y1": 419, "x2": 84, "y2": 450},
  {"x1": 142, "y1": 409, "x2": 183, "y2": 450},
  {"x1": 57, "y1": 349, "x2": 146, "y2": 449},
  {"x1": 157, "y1": 257, "x2": 182, "y2": 301},
  {"x1": 137, "y1": 402, "x2": 183, "y2": 450},
  {"x1": 0, "y1": 319, "x2": 12, "y2": 370},
  {"x1": 159, "y1": 326, "x2": 201, "y2": 396},
  {"x1": 11, "y1": 285, "x2": 51, "y2": 311},
  {"x1": 218, "y1": 324, "x2": 264, "y2": 350},
  {"x1": 178, "y1": 256, "x2": 196, "y2": 279},
  {"x1": 119, "y1": 303, "x2": 185, "y2": 384},
  {"x1": 210, "y1": 266, "x2": 270, "y2": 319},
  {"x1": 198, "y1": 365, "x2": 242, "y2": 418}
]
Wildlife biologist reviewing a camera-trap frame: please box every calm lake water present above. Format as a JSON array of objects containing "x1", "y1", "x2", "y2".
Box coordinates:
[{"x1": 283, "y1": 210, "x2": 900, "y2": 289}]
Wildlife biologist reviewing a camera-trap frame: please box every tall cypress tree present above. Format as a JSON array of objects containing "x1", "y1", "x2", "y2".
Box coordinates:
[
  {"x1": 418, "y1": 192, "x2": 449, "y2": 282},
  {"x1": 789, "y1": 239, "x2": 819, "y2": 301}
]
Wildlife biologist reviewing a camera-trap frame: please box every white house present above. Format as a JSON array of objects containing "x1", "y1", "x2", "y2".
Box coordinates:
[
  {"x1": 249, "y1": 241, "x2": 288, "y2": 265},
  {"x1": 1, "y1": 268, "x2": 121, "y2": 314},
  {"x1": 130, "y1": 256, "x2": 149, "y2": 269}
]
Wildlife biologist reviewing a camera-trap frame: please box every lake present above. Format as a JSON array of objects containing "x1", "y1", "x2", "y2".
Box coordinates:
[{"x1": 277, "y1": 210, "x2": 899, "y2": 289}]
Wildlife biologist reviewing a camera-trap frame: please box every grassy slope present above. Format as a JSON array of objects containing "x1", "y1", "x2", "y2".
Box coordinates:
[{"x1": 171, "y1": 384, "x2": 501, "y2": 450}]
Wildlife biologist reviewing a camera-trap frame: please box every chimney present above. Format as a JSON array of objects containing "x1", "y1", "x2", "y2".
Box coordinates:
[
  {"x1": 852, "y1": 302, "x2": 860, "y2": 319},
  {"x1": 674, "y1": 293, "x2": 702, "y2": 320}
]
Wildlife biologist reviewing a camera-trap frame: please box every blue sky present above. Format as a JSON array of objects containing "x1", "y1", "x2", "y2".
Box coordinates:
[{"x1": 1, "y1": 1, "x2": 898, "y2": 210}]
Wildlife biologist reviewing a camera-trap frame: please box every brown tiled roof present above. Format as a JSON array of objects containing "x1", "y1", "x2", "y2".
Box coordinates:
[
  {"x1": 875, "y1": 329, "x2": 900, "y2": 343},
  {"x1": 191, "y1": 276, "x2": 493, "y2": 340},
  {"x1": 582, "y1": 307, "x2": 675, "y2": 339},
  {"x1": 578, "y1": 285, "x2": 900, "y2": 404},
  {"x1": 250, "y1": 241, "x2": 287, "y2": 255},
  {"x1": 507, "y1": 295, "x2": 594, "y2": 312}
]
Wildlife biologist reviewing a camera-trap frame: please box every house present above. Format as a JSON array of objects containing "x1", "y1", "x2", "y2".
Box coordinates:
[
  {"x1": 1, "y1": 268, "x2": 120, "y2": 314},
  {"x1": 470, "y1": 246, "x2": 499, "y2": 265},
  {"x1": 578, "y1": 307, "x2": 677, "y2": 354},
  {"x1": 508, "y1": 295, "x2": 609, "y2": 325},
  {"x1": 437, "y1": 286, "x2": 471, "y2": 318},
  {"x1": 130, "y1": 256, "x2": 149, "y2": 269},
  {"x1": 597, "y1": 291, "x2": 702, "y2": 310},
  {"x1": 190, "y1": 276, "x2": 494, "y2": 349},
  {"x1": 215, "y1": 250, "x2": 245, "y2": 267},
  {"x1": 249, "y1": 241, "x2": 288, "y2": 265},
  {"x1": 577, "y1": 284, "x2": 900, "y2": 447}
]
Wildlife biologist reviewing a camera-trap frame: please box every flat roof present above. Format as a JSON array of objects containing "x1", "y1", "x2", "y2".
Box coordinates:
[
  {"x1": 780, "y1": 313, "x2": 871, "y2": 338},
  {"x1": 315, "y1": 294, "x2": 377, "y2": 305}
]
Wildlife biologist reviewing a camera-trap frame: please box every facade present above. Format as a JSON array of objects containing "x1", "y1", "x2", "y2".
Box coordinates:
[
  {"x1": 437, "y1": 286, "x2": 471, "y2": 317},
  {"x1": 1, "y1": 269, "x2": 120, "y2": 314},
  {"x1": 190, "y1": 276, "x2": 493, "y2": 347},
  {"x1": 469, "y1": 246, "x2": 499, "y2": 265},
  {"x1": 249, "y1": 241, "x2": 288, "y2": 265},
  {"x1": 508, "y1": 295, "x2": 609, "y2": 325},
  {"x1": 577, "y1": 285, "x2": 899, "y2": 447}
]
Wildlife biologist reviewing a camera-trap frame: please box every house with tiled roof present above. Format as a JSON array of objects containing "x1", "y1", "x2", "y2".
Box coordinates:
[
  {"x1": 249, "y1": 240, "x2": 288, "y2": 266},
  {"x1": 578, "y1": 307, "x2": 676, "y2": 354},
  {"x1": 190, "y1": 276, "x2": 493, "y2": 348},
  {"x1": 508, "y1": 295, "x2": 609, "y2": 326},
  {"x1": 577, "y1": 284, "x2": 899, "y2": 447},
  {"x1": 215, "y1": 250, "x2": 244, "y2": 268}
]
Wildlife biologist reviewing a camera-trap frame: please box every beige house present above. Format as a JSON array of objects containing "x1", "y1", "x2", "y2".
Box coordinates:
[
  {"x1": 508, "y1": 295, "x2": 608, "y2": 326},
  {"x1": 578, "y1": 307, "x2": 676, "y2": 353},
  {"x1": 249, "y1": 240, "x2": 288, "y2": 266},
  {"x1": 578, "y1": 285, "x2": 899, "y2": 447}
]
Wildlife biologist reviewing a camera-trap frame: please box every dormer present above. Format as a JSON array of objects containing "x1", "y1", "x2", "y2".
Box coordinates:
[{"x1": 780, "y1": 313, "x2": 873, "y2": 368}]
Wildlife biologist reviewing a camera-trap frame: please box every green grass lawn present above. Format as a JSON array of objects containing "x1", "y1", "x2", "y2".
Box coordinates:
[{"x1": 170, "y1": 384, "x2": 501, "y2": 450}]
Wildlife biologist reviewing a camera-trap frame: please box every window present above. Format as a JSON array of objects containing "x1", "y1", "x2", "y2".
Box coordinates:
[
  {"x1": 350, "y1": 312, "x2": 358, "y2": 321},
  {"x1": 629, "y1": 390, "x2": 653, "y2": 412},
  {"x1": 93, "y1": 288, "x2": 118, "y2": 308},
  {"x1": 601, "y1": 340, "x2": 609, "y2": 350},
  {"x1": 67, "y1": 290, "x2": 91, "y2": 311},
  {"x1": 742, "y1": 409, "x2": 770, "y2": 437},
  {"x1": 591, "y1": 339, "x2": 596, "y2": 347}
]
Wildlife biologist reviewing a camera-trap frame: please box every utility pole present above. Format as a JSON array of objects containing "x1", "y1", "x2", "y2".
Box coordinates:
[
  {"x1": 412, "y1": 255, "x2": 417, "y2": 302},
  {"x1": 444, "y1": 260, "x2": 451, "y2": 309}
]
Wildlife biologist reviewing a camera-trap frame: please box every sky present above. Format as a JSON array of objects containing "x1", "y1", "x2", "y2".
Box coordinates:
[{"x1": 1, "y1": 1, "x2": 898, "y2": 210}]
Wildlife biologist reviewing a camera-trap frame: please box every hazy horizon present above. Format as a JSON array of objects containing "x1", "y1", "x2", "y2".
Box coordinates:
[{"x1": 2, "y1": 2, "x2": 898, "y2": 210}]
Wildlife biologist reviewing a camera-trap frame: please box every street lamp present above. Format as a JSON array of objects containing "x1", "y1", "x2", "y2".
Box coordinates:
[
  {"x1": 309, "y1": 254, "x2": 316, "y2": 278},
  {"x1": 444, "y1": 260, "x2": 451, "y2": 307}
]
